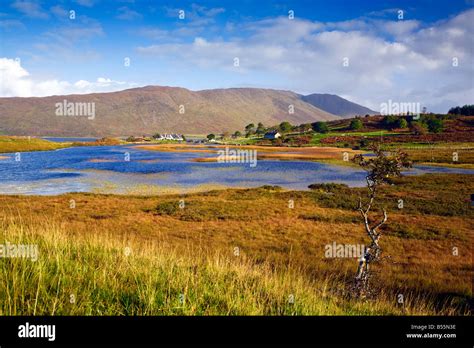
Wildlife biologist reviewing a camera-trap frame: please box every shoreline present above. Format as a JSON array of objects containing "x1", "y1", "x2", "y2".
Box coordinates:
[{"x1": 1, "y1": 136, "x2": 473, "y2": 169}]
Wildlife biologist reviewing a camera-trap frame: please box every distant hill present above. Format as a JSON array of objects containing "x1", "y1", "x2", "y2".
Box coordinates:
[
  {"x1": 0, "y1": 86, "x2": 339, "y2": 137},
  {"x1": 0, "y1": 86, "x2": 375, "y2": 136},
  {"x1": 302, "y1": 93, "x2": 377, "y2": 117}
]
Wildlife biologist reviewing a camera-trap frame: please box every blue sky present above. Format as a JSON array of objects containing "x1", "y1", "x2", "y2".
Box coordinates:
[{"x1": 0, "y1": 0, "x2": 473, "y2": 112}]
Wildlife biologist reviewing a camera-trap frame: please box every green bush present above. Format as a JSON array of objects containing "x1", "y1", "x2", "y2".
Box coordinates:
[
  {"x1": 349, "y1": 119, "x2": 363, "y2": 130},
  {"x1": 312, "y1": 122, "x2": 329, "y2": 133},
  {"x1": 279, "y1": 121, "x2": 293, "y2": 133},
  {"x1": 427, "y1": 119, "x2": 444, "y2": 133},
  {"x1": 397, "y1": 118, "x2": 408, "y2": 129},
  {"x1": 308, "y1": 183, "x2": 349, "y2": 192},
  {"x1": 382, "y1": 116, "x2": 398, "y2": 130}
]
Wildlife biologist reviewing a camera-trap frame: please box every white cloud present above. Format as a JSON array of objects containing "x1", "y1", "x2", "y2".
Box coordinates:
[
  {"x1": 137, "y1": 10, "x2": 474, "y2": 112},
  {"x1": 382, "y1": 20, "x2": 420, "y2": 37},
  {"x1": 25, "y1": 18, "x2": 105, "y2": 62},
  {"x1": 11, "y1": 0, "x2": 49, "y2": 19},
  {"x1": 0, "y1": 19, "x2": 25, "y2": 30},
  {"x1": 245, "y1": 17, "x2": 323, "y2": 44},
  {"x1": 136, "y1": 25, "x2": 206, "y2": 41},
  {"x1": 75, "y1": 0, "x2": 96, "y2": 7},
  {"x1": 365, "y1": 8, "x2": 400, "y2": 18},
  {"x1": 165, "y1": 3, "x2": 225, "y2": 26},
  {"x1": 0, "y1": 58, "x2": 137, "y2": 97},
  {"x1": 44, "y1": 23, "x2": 104, "y2": 43},
  {"x1": 116, "y1": 6, "x2": 142, "y2": 21},
  {"x1": 2, "y1": 7, "x2": 472, "y2": 113},
  {"x1": 50, "y1": 5, "x2": 68, "y2": 19}
]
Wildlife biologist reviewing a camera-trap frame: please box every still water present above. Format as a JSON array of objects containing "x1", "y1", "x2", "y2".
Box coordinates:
[{"x1": 0, "y1": 145, "x2": 472, "y2": 195}]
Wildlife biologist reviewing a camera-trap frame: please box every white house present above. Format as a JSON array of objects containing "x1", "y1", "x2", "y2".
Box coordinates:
[
  {"x1": 156, "y1": 133, "x2": 184, "y2": 141},
  {"x1": 171, "y1": 134, "x2": 184, "y2": 141},
  {"x1": 264, "y1": 131, "x2": 281, "y2": 140}
]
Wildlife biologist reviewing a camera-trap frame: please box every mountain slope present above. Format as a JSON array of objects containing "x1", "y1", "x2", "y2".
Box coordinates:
[
  {"x1": 0, "y1": 86, "x2": 338, "y2": 137},
  {"x1": 302, "y1": 93, "x2": 376, "y2": 117}
]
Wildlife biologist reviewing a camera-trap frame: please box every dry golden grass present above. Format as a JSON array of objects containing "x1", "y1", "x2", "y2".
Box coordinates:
[
  {"x1": 0, "y1": 136, "x2": 69, "y2": 153},
  {"x1": 2, "y1": 214, "x2": 453, "y2": 315},
  {"x1": 389, "y1": 143, "x2": 474, "y2": 168},
  {"x1": 0, "y1": 173, "x2": 472, "y2": 315},
  {"x1": 136, "y1": 143, "x2": 362, "y2": 164}
]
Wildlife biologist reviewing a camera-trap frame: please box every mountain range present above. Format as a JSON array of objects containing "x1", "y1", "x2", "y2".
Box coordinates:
[
  {"x1": 302, "y1": 93, "x2": 376, "y2": 117},
  {"x1": 0, "y1": 86, "x2": 376, "y2": 136}
]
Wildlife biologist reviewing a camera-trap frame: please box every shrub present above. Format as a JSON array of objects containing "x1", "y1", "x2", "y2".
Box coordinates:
[
  {"x1": 259, "y1": 185, "x2": 283, "y2": 191},
  {"x1": 279, "y1": 121, "x2": 293, "y2": 133},
  {"x1": 308, "y1": 183, "x2": 349, "y2": 192},
  {"x1": 256, "y1": 123, "x2": 266, "y2": 134},
  {"x1": 410, "y1": 121, "x2": 428, "y2": 135},
  {"x1": 350, "y1": 119, "x2": 363, "y2": 130},
  {"x1": 272, "y1": 138, "x2": 283, "y2": 146},
  {"x1": 382, "y1": 116, "x2": 398, "y2": 130},
  {"x1": 427, "y1": 119, "x2": 444, "y2": 133},
  {"x1": 359, "y1": 138, "x2": 370, "y2": 148},
  {"x1": 397, "y1": 118, "x2": 408, "y2": 129},
  {"x1": 313, "y1": 121, "x2": 329, "y2": 133}
]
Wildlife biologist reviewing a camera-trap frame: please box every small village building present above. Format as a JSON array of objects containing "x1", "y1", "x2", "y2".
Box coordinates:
[
  {"x1": 264, "y1": 131, "x2": 281, "y2": 139},
  {"x1": 156, "y1": 133, "x2": 184, "y2": 141}
]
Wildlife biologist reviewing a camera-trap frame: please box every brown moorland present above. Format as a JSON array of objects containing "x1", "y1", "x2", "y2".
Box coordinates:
[{"x1": 0, "y1": 173, "x2": 472, "y2": 315}]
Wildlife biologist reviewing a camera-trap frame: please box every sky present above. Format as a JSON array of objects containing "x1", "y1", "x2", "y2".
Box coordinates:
[{"x1": 0, "y1": 0, "x2": 473, "y2": 113}]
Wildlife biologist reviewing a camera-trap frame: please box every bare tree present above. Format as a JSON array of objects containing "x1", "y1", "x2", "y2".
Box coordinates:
[{"x1": 351, "y1": 146, "x2": 411, "y2": 297}]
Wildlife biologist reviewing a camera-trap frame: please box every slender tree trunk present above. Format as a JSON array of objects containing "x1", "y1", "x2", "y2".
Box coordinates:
[{"x1": 353, "y1": 181, "x2": 386, "y2": 298}]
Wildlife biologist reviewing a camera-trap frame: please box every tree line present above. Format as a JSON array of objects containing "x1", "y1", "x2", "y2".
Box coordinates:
[
  {"x1": 448, "y1": 104, "x2": 474, "y2": 116},
  {"x1": 212, "y1": 106, "x2": 473, "y2": 140}
]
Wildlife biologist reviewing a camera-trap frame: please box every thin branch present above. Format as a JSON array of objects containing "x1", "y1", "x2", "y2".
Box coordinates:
[
  {"x1": 372, "y1": 208, "x2": 388, "y2": 234},
  {"x1": 357, "y1": 197, "x2": 372, "y2": 236},
  {"x1": 365, "y1": 177, "x2": 376, "y2": 215}
]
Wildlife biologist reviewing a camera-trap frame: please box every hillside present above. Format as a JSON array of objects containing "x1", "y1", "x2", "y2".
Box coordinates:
[
  {"x1": 0, "y1": 86, "x2": 379, "y2": 137},
  {"x1": 0, "y1": 86, "x2": 341, "y2": 137},
  {"x1": 302, "y1": 93, "x2": 376, "y2": 117}
]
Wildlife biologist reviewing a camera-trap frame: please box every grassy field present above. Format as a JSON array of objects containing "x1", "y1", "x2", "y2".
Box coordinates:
[
  {"x1": 310, "y1": 130, "x2": 392, "y2": 145},
  {"x1": 0, "y1": 173, "x2": 472, "y2": 315},
  {"x1": 0, "y1": 136, "x2": 70, "y2": 154},
  {"x1": 383, "y1": 143, "x2": 474, "y2": 168}
]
